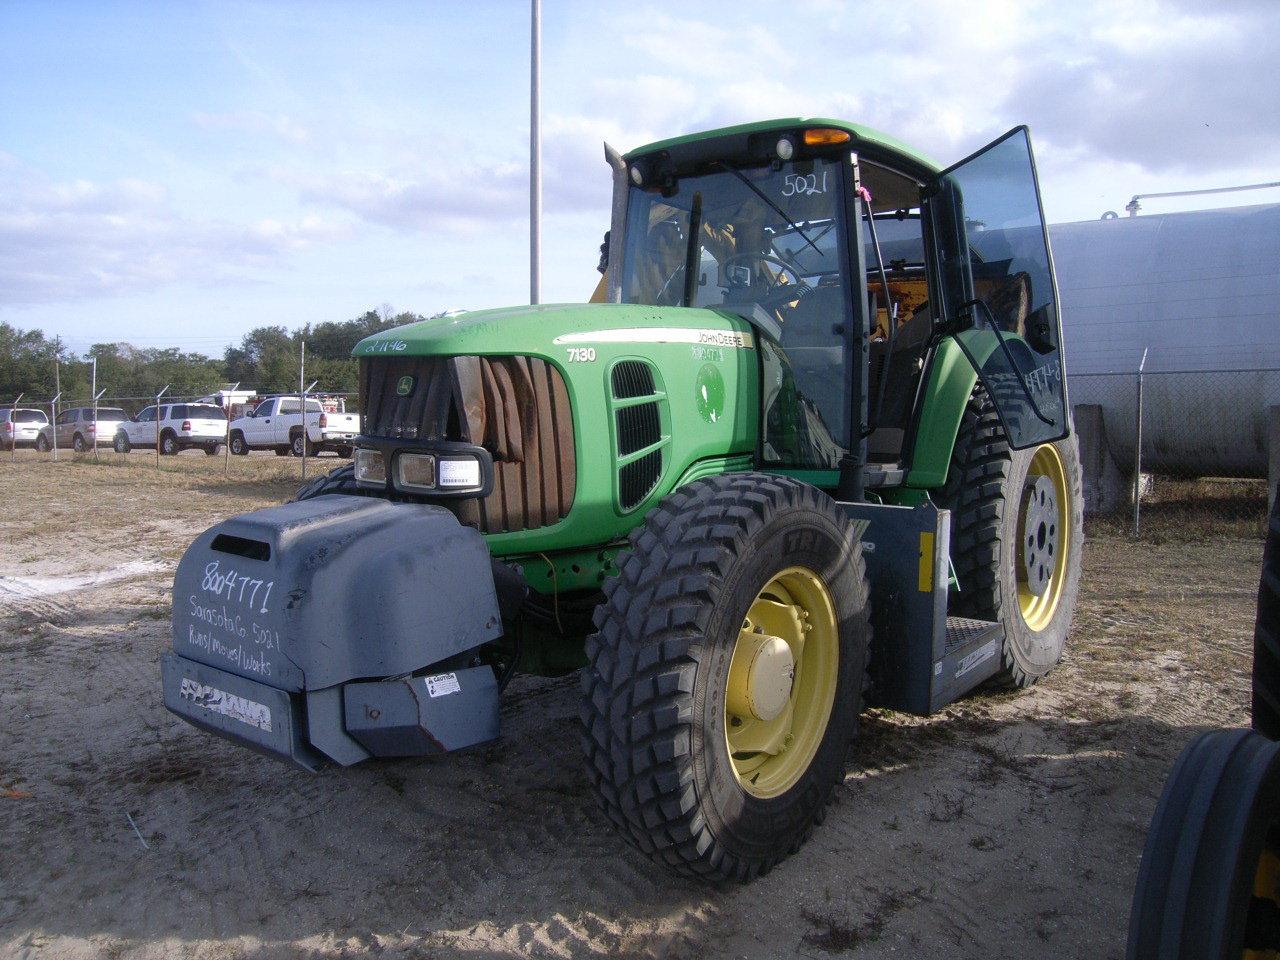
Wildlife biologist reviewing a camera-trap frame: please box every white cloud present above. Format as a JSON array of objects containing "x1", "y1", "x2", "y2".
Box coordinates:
[
  {"x1": 0, "y1": 157, "x2": 349, "y2": 304},
  {"x1": 192, "y1": 110, "x2": 311, "y2": 145}
]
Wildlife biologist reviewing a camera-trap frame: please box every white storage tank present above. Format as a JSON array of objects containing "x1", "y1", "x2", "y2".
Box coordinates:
[{"x1": 1051, "y1": 202, "x2": 1280, "y2": 477}]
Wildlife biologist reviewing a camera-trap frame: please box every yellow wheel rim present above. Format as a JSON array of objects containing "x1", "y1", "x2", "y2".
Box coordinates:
[
  {"x1": 1016, "y1": 443, "x2": 1071, "y2": 632},
  {"x1": 724, "y1": 566, "x2": 838, "y2": 800}
]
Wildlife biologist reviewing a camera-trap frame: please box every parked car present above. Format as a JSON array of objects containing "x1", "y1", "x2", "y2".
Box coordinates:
[
  {"x1": 40, "y1": 406, "x2": 127, "y2": 452},
  {"x1": 113, "y1": 403, "x2": 227, "y2": 455},
  {"x1": 228, "y1": 396, "x2": 359, "y2": 457},
  {"x1": 1, "y1": 407, "x2": 48, "y2": 450}
]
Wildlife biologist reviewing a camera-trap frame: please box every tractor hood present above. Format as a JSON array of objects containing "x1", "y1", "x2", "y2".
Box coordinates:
[{"x1": 352, "y1": 302, "x2": 758, "y2": 360}]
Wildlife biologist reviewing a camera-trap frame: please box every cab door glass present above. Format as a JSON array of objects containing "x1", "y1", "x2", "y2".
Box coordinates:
[{"x1": 934, "y1": 126, "x2": 1067, "y2": 449}]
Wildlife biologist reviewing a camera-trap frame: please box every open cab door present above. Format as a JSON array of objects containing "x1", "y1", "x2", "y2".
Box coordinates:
[{"x1": 931, "y1": 126, "x2": 1068, "y2": 449}]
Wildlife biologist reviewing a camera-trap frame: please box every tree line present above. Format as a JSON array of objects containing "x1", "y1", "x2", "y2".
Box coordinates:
[{"x1": 0, "y1": 308, "x2": 428, "y2": 412}]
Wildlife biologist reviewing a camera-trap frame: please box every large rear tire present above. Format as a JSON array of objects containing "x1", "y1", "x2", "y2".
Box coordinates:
[
  {"x1": 1126, "y1": 728, "x2": 1280, "y2": 959},
  {"x1": 941, "y1": 389, "x2": 1083, "y2": 688},
  {"x1": 581, "y1": 473, "x2": 871, "y2": 881}
]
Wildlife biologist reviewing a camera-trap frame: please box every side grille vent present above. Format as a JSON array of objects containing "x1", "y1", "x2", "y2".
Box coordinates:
[
  {"x1": 620, "y1": 451, "x2": 663, "y2": 512},
  {"x1": 616, "y1": 402, "x2": 660, "y2": 458},
  {"x1": 611, "y1": 360, "x2": 656, "y2": 399},
  {"x1": 609, "y1": 360, "x2": 667, "y2": 512}
]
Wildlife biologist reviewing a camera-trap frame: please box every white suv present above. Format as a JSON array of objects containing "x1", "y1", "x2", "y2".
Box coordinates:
[
  {"x1": 113, "y1": 403, "x2": 227, "y2": 455},
  {"x1": 1, "y1": 408, "x2": 48, "y2": 450}
]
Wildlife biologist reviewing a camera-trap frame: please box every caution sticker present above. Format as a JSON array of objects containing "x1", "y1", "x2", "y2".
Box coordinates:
[{"x1": 425, "y1": 673, "x2": 461, "y2": 698}]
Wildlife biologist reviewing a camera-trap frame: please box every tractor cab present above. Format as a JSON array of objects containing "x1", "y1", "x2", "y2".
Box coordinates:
[{"x1": 610, "y1": 119, "x2": 1069, "y2": 491}]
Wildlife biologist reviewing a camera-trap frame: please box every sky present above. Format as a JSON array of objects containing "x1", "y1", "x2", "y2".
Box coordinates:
[{"x1": 2, "y1": 0, "x2": 1278, "y2": 357}]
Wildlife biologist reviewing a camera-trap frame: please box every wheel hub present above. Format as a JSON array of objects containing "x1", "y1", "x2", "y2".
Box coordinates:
[
  {"x1": 1021, "y1": 474, "x2": 1059, "y2": 597},
  {"x1": 727, "y1": 633, "x2": 795, "y2": 722}
]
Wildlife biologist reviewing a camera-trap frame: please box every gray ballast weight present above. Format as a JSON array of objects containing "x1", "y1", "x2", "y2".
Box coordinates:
[{"x1": 161, "y1": 494, "x2": 503, "y2": 769}]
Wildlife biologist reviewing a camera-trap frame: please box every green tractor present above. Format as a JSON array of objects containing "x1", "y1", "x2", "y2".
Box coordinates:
[{"x1": 161, "y1": 118, "x2": 1082, "y2": 880}]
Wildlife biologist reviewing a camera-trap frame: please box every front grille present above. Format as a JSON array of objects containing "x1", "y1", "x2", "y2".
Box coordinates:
[{"x1": 360, "y1": 355, "x2": 575, "y2": 533}]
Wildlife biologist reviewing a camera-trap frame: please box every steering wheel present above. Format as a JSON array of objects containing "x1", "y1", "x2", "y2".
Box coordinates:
[{"x1": 720, "y1": 253, "x2": 812, "y2": 310}]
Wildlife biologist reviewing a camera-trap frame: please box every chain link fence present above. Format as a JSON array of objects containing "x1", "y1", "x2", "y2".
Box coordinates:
[
  {"x1": 7, "y1": 370, "x2": 1278, "y2": 540},
  {"x1": 1071, "y1": 368, "x2": 1278, "y2": 540}
]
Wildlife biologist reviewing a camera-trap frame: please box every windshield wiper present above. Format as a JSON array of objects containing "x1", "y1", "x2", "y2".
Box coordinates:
[{"x1": 712, "y1": 161, "x2": 823, "y2": 259}]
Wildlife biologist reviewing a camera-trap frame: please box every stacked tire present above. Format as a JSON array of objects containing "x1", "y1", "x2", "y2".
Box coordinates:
[{"x1": 1126, "y1": 485, "x2": 1280, "y2": 958}]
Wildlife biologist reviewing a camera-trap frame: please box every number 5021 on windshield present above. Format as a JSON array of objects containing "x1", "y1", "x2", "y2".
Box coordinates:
[{"x1": 782, "y1": 171, "x2": 829, "y2": 197}]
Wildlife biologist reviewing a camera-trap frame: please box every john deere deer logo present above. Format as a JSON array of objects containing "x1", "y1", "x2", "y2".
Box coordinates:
[{"x1": 396, "y1": 376, "x2": 415, "y2": 396}]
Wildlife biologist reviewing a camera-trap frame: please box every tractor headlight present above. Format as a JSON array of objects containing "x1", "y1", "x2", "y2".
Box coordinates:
[
  {"x1": 395, "y1": 452, "x2": 436, "y2": 493},
  {"x1": 353, "y1": 447, "x2": 387, "y2": 487}
]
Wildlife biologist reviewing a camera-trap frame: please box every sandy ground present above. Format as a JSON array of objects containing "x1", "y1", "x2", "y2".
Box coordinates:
[{"x1": 0, "y1": 450, "x2": 1263, "y2": 960}]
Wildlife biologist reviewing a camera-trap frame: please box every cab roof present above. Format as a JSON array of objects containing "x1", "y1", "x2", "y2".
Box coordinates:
[{"x1": 626, "y1": 117, "x2": 941, "y2": 181}]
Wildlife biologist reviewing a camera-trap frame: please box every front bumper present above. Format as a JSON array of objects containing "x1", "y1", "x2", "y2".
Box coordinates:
[{"x1": 162, "y1": 652, "x2": 323, "y2": 769}]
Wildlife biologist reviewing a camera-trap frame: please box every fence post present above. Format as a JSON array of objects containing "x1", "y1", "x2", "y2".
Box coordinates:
[
  {"x1": 49, "y1": 392, "x2": 62, "y2": 460},
  {"x1": 154, "y1": 385, "x2": 169, "y2": 469},
  {"x1": 9, "y1": 393, "x2": 23, "y2": 461},
  {"x1": 1133, "y1": 348, "x2": 1148, "y2": 537}
]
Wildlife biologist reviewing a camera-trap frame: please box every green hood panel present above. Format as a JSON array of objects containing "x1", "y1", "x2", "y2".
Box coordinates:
[
  {"x1": 353, "y1": 303, "x2": 757, "y2": 360},
  {"x1": 353, "y1": 303, "x2": 761, "y2": 556}
]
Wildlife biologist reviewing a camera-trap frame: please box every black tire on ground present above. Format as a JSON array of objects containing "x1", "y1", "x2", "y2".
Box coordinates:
[
  {"x1": 581, "y1": 473, "x2": 872, "y2": 881},
  {"x1": 204, "y1": 444, "x2": 221, "y2": 456},
  {"x1": 36, "y1": 434, "x2": 50, "y2": 452},
  {"x1": 229, "y1": 432, "x2": 249, "y2": 456},
  {"x1": 1255, "y1": 485, "x2": 1280, "y2": 740},
  {"x1": 73, "y1": 433, "x2": 86, "y2": 453},
  {"x1": 160, "y1": 432, "x2": 179, "y2": 456},
  {"x1": 940, "y1": 388, "x2": 1084, "y2": 688},
  {"x1": 114, "y1": 432, "x2": 130, "y2": 454},
  {"x1": 1126, "y1": 728, "x2": 1280, "y2": 959},
  {"x1": 291, "y1": 433, "x2": 306, "y2": 457},
  {"x1": 274, "y1": 445, "x2": 291, "y2": 457},
  {"x1": 335, "y1": 445, "x2": 353, "y2": 459}
]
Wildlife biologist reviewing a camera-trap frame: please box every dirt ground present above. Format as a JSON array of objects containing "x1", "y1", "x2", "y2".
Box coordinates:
[{"x1": 0, "y1": 451, "x2": 1263, "y2": 960}]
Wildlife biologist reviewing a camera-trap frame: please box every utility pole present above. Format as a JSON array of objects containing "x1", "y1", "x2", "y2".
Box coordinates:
[
  {"x1": 530, "y1": 0, "x2": 541, "y2": 304},
  {"x1": 53, "y1": 354, "x2": 61, "y2": 421}
]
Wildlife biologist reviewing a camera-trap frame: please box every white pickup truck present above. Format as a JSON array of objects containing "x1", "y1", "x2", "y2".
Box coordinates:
[{"x1": 227, "y1": 396, "x2": 359, "y2": 458}]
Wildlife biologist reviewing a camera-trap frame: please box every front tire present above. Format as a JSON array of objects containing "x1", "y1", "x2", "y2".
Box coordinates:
[
  {"x1": 941, "y1": 389, "x2": 1083, "y2": 688},
  {"x1": 114, "y1": 432, "x2": 130, "y2": 454},
  {"x1": 581, "y1": 473, "x2": 871, "y2": 881},
  {"x1": 73, "y1": 433, "x2": 86, "y2": 453},
  {"x1": 229, "y1": 432, "x2": 249, "y2": 456},
  {"x1": 36, "y1": 434, "x2": 50, "y2": 452}
]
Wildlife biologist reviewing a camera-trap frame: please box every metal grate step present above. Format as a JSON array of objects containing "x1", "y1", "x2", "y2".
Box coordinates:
[{"x1": 945, "y1": 616, "x2": 1001, "y2": 655}]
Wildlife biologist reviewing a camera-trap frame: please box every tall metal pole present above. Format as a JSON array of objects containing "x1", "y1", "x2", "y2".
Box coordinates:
[
  {"x1": 299, "y1": 341, "x2": 307, "y2": 481},
  {"x1": 91, "y1": 356, "x2": 98, "y2": 462},
  {"x1": 1133, "y1": 347, "x2": 1148, "y2": 537},
  {"x1": 224, "y1": 382, "x2": 238, "y2": 477},
  {"x1": 530, "y1": 0, "x2": 541, "y2": 304}
]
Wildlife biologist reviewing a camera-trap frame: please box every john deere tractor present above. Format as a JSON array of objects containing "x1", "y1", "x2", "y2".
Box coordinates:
[{"x1": 161, "y1": 118, "x2": 1082, "y2": 880}]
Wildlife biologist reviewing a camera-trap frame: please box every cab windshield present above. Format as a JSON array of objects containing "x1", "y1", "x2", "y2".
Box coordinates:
[{"x1": 621, "y1": 158, "x2": 851, "y2": 322}]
